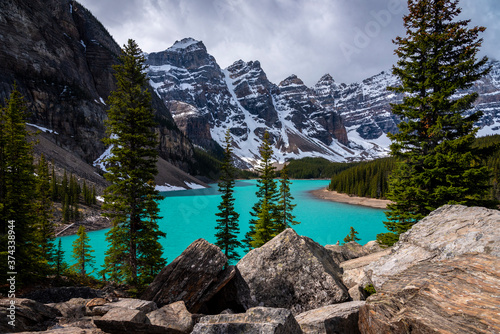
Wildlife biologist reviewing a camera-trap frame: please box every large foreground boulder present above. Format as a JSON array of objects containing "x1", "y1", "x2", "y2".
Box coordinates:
[
  {"x1": 0, "y1": 298, "x2": 61, "y2": 332},
  {"x1": 295, "y1": 301, "x2": 365, "y2": 334},
  {"x1": 191, "y1": 307, "x2": 302, "y2": 334},
  {"x1": 359, "y1": 253, "x2": 500, "y2": 334},
  {"x1": 141, "y1": 238, "x2": 231, "y2": 312},
  {"x1": 234, "y1": 229, "x2": 349, "y2": 314},
  {"x1": 365, "y1": 205, "x2": 500, "y2": 290}
]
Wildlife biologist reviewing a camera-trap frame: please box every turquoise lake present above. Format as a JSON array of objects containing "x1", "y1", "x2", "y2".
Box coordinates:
[{"x1": 59, "y1": 179, "x2": 387, "y2": 269}]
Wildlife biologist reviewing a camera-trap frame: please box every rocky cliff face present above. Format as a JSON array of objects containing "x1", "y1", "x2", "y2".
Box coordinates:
[
  {"x1": 325, "y1": 60, "x2": 500, "y2": 144},
  {"x1": 147, "y1": 38, "x2": 363, "y2": 167},
  {"x1": 147, "y1": 38, "x2": 500, "y2": 167},
  {"x1": 0, "y1": 0, "x2": 195, "y2": 172}
]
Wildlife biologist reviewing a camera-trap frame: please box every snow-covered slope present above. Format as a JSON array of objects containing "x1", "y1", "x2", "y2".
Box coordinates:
[
  {"x1": 146, "y1": 38, "x2": 385, "y2": 167},
  {"x1": 146, "y1": 38, "x2": 500, "y2": 167}
]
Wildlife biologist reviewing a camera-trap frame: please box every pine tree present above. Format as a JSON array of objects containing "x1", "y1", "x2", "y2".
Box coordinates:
[
  {"x1": 343, "y1": 226, "x2": 361, "y2": 244},
  {"x1": 102, "y1": 39, "x2": 166, "y2": 287},
  {"x1": 55, "y1": 239, "x2": 69, "y2": 277},
  {"x1": 215, "y1": 130, "x2": 242, "y2": 263},
  {"x1": 378, "y1": 0, "x2": 494, "y2": 246},
  {"x1": 245, "y1": 131, "x2": 279, "y2": 249},
  {"x1": 71, "y1": 226, "x2": 95, "y2": 277},
  {"x1": 50, "y1": 164, "x2": 59, "y2": 201},
  {"x1": 35, "y1": 154, "x2": 56, "y2": 268},
  {"x1": 274, "y1": 162, "x2": 299, "y2": 234},
  {"x1": 0, "y1": 84, "x2": 45, "y2": 284}
]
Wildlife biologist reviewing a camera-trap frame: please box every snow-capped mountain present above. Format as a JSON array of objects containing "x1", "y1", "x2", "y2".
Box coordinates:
[
  {"x1": 322, "y1": 60, "x2": 500, "y2": 142},
  {"x1": 147, "y1": 38, "x2": 500, "y2": 167},
  {"x1": 146, "y1": 38, "x2": 384, "y2": 167}
]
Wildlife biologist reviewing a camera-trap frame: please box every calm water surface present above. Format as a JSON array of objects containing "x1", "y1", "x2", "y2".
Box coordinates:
[{"x1": 59, "y1": 180, "x2": 386, "y2": 269}]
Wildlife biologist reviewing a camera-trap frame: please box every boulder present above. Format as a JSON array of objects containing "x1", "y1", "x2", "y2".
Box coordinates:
[
  {"x1": 191, "y1": 307, "x2": 302, "y2": 334},
  {"x1": 0, "y1": 298, "x2": 61, "y2": 332},
  {"x1": 295, "y1": 301, "x2": 365, "y2": 334},
  {"x1": 359, "y1": 254, "x2": 500, "y2": 334},
  {"x1": 49, "y1": 297, "x2": 87, "y2": 319},
  {"x1": 107, "y1": 298, "x2": 157, "y2": 313},
  {"x1": 93, "y1": 307, "x2": 184, "y2": 334},
  {"x1": 325, "y1": 241, "x2": 384, "y2": 265},
  {"x1": 347, "y1": 285, "x2": 369, "y2": 301},
  {"x1": 147, "y1": 301, "x2": 194, "y2": 333},
  {"x1": 141, "y1": 238, "x2": 230, "y2": 312},
  {"x1": 340, "y1": 249, "x2": 391, "y2": 289},
  {"x1": 234, "y1": 228, "x2": 349, "y2": 314},
  {"x1": 365, "y1": 205, "x2": 500, "y2": 290}
]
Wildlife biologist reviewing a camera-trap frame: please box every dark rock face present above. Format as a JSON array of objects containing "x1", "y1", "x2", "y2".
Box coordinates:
[
  {"x1": 0, "y1": 298, "x2": 61, "y2": 332},
  {"x1": 359, "y1": 254, "x2": 500, "y2": 334},
  {"x1": 191, "y1": 307, "x2": 303, "y2": 334},
  {"x1": 0, "y1": 0, "x2": 195, "y2": 173},
  {"x1": 147, "y1": 39, "x2": 352, "y2": 165},
  {"x1": 295, "y1": 301, "x2": 365, "y2": 334},
  {"x1": 141, "y1": 238, "x2": 230, "y2": 312},
  {"x1": 21, "y1": 286, "x2": 101, "y2": 304},
  {"x1": 234, "y1": 229, "x2": 349, "y2": 314},
  {"x1": 324, "y1": 241, "x2": 382, "y2": 265}
]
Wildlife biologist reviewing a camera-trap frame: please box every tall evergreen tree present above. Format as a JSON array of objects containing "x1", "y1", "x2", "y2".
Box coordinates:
[
  {"x1": 55, "y1": 239, "x2": 69, "y2": 277},
  {"x1": 35, "y1": 154, "x2": 56, "y2": 268},
  {"x1": 274, "y1": 162, "x2": 299, "y2": 234},
  {"x1": 215, "y1": 130, "x2": 242, "y2": 263},
  {"x1": 245, "y1": 131, "x2": 279, "y2": 249},
  {"x1": 0, "y1": 84, "x2": 45, "y2": 284},
  {"x1": 102, "y1": 39, "x2": 166, "y2": 287},
  {"x1": 71, "y1": 226, "x2": 95, "y2": 277},
  {"x1": 379, "y1": 0, "x2": 494, "y2": 246}
]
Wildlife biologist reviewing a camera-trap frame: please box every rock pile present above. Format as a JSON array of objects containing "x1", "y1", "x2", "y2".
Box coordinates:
[{"x1": 8, "y1": 205, "x2": 499, "y2": 333}]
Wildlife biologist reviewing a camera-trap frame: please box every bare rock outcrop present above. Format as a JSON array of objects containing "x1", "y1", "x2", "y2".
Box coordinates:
[
  {"x1": 295, "y1": 301, "x2": 365, "y2": 334},
  {"x1": 191, "y1": 307, "x2": 302, "y2": 334},
  {"x1": 0, "y1": 298, "x2": 61, "y2": 333},
  {"x1": 359, "y1": 253, "x2": 500, "y2": 334},
  {"x1": 147, "y1": 301, "x2": 195, "y2": 333},
  {"x1": 141, "y1": 238, "x2": 231, "y2": 312},
  {"x1": 365, "y1": 205, "x2": 500, "y2": 290},
  {"x1": 234, "y1": 228, "x2": 349, "y2": 314}
]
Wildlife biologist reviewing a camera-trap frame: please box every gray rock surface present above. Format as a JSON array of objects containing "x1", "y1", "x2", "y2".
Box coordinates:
[
  {"x1": 295, "y1": 301, "x2": 365, "y2": 334},
  {"x1": 325, "y1": 241, "x2": 384, "y2": 266},
  {"x1": 0, "y1": 298, "x2": 61, "y2": 333},
  {"x1": 107, "y1": 298, "x2": 157, "y2": 313},
  {"x1": 147, "y1": 301, "x2": 194, "y2": 333},
  {"x1": 191, "y1": 307, "x2": 302, "y2": 334},
  {"x1": 359, "y1": 254, "x2": 500, "y2": 334},
  {"x1": 365, "y1": 205, "x2": 500, "y2": 290},
  {"x1": 141, "y1": 238, "x2": 229, "y2": 312},
  {"x1": 93, "y1": 307, "x2": 184, "y2": 334},
  {"x1": 235, "y1": 228, "x2": 349, "y2": 314},
  {"x1": 48, "y1": 297, "x2": 87, "y2": 319},
  {"x1": 17, "y1": 327, "x2": 104, "y2": 334},
  {"x1": 340, "y1": 249, "x2": 391, "y2": 289}
]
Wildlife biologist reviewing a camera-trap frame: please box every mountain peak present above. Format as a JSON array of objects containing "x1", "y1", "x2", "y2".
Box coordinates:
[
  {"x1": 168, "y1": 37, "x2": 205, "y2": 52},
  {"x1": 279, "y1": 74, "x2": 305, "y2": 87}
]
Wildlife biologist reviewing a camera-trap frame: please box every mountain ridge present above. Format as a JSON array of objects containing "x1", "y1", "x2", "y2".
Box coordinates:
[{"x1": 146, "y1": 37, "x2": 500, "y2": 167}]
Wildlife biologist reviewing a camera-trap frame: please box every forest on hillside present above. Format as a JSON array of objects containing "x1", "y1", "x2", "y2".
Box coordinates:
[{"x1": 286, "y1": 135, "x2": 500, "y2": 201}]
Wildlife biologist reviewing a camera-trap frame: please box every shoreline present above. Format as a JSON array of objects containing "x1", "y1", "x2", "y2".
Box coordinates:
[{"x1": 309, "y1": 187, "x2": 392, "y2": 209}]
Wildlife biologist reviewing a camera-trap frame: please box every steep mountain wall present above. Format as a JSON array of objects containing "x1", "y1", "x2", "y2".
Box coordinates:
[{"x1": 0, "y1": 0, "x2": 195, "y2": 172}]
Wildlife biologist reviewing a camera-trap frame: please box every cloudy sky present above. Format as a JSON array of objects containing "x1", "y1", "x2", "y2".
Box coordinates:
[{"x1": 77, "y1": 0, "x2": 500, "y2": 87}]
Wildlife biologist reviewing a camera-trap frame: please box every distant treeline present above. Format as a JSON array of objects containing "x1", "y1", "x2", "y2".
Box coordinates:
[
  {"x1": 328, "y1": 158, "x2": 396, "y2": 199},
  {"x1": 286, "y1": 157, "x2": 358, "y2": 179},
  {"x1": 286, "y1": 135, "x2": 500, "y2": 201}
]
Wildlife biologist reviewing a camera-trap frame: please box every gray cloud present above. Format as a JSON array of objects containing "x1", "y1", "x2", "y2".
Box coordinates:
[{"x1": 78, "y1": 0, "x2": 500, "y2": 86}]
